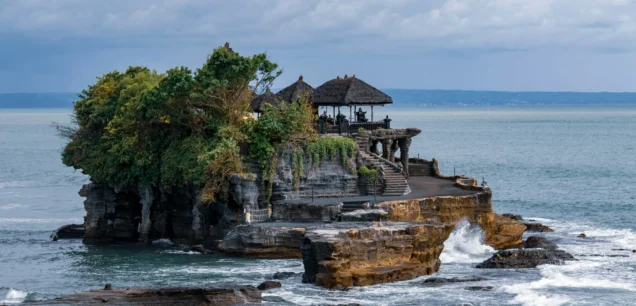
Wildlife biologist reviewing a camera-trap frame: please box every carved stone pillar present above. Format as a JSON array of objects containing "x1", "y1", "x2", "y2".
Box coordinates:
[
  {"x1": 370, "y1": 140, "x2": 380, "y2": 156},
  {"x1": 398, "y1": 138, "x2": 411, "y2": 179},
  {"x1": 381, "y1": 139, "x2": 393, "y2": 160},
  {"x1": 390, "y1": 140, "x2": 399, "y2": 162}
]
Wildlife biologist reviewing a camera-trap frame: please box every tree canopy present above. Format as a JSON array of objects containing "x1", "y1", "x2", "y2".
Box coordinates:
[{"x1": 61, "y1": 44, "x2": 309, "y2": 201}]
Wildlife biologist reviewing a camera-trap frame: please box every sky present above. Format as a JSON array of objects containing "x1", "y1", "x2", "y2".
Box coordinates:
[{"x1": 1, "y1": 0, "x2": 635, "y2": 93}]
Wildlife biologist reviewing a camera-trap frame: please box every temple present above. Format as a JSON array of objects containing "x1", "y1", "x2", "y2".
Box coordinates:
[{"x1": 76, "y1": 72, "x2": 525, "y2": 291}]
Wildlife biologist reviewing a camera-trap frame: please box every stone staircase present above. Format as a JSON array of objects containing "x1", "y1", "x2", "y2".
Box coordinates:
[{"x1": 359, "y1": 151, "x2": 410, "y2": 196}]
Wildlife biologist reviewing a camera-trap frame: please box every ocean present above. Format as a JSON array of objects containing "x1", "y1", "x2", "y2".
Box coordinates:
[{"x1": 0, "y1": 107, "x2": 635, "y2": 305}]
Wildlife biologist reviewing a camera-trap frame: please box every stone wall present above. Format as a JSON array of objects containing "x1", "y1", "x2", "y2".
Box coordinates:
[{"x1": 270, "y1": 148, "x2": 358, "y2": 201}]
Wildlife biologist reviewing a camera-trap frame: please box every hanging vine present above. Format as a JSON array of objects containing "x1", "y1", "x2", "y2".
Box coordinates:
[
  {"x1": 291, "y1": 148, "x2": 304, "y2": 190},
  {"x1": 306, "y1": 137, "x2": 357, "y2": 174}
]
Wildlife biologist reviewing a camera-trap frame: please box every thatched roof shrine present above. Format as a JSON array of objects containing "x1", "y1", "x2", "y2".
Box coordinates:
[
  {"x1": 276, "y1": 75, "x2": 314, "y2": 103},
  {"x1": 312, "y1": 75, "x2": 393, "y2": 106},
  {"x1": 250, "y1": 88, "x2": 280, "y2": 113}
]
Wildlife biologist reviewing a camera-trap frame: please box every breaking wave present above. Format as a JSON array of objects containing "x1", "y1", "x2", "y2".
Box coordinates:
[
  {"x1": 0, "y1": 288, "x2": 28, "y2": 304},
  {"x1": 440, "y1": 219, "x2": 495, "y2": 263}
]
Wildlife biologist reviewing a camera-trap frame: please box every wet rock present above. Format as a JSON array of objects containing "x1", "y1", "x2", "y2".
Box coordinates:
[
  {"x1": 104, "y1": 284, "x2": 112, "y2": 290},
  {"x1": 482, "y1": 214, "x2": 526, "y2": 249},
  {"x1": 257, "y1": 281, "x2": 281, "y2": 291},
  {"x1": 272, "y1": 272, "x2": 299, "y2": 280},
  {"x1": 476, "y1": 249, "x2": 575, "y2": 269},
  {"x1": 184, "y1": 244, "x2": 213, "y2": 254},
  {"x1": 502, "y1": 213, "x2": 523, "y2": 221},
  {"x1": 524, "y1": 236, "x2": 558, "y2": 250},
  {"x1": 51, "y1": 224, "x2": 85, "y2": 241},
  {"x1": 218, "y1": 224, "x2": 306, "y2": 258},
  {"x1": 578, "y1": 233, "x2": 587, "y2": 238},
  {"x1": 27, "y1": 285, "x2": 261, "y2": 305},
  {"x1": 465, "y1": 286, "x2": 494, "y2": 291},
  {"x1": 422, "y1": 276, "x2": 487, "y2": 284},
  {"x1": 523, "y1": 222, "x2": 554, "y2": 232},
  {"x1": 340, "y1": 209, "x2": 388, "y2": 222},
  {"x1": 301, "y1": 222, "x2": 453, "y2": 288}
]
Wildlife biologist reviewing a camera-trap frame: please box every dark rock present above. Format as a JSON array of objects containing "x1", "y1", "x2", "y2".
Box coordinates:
[
  {"x1": 523, "y1": 222, "x2": 554, "y2": 232},
  {"x1": 184, "y1": 244, "x2": 213, "y2": 254},
  {"x1": 218, "y1": 224, "x2": 306, "y2": 258},
  {"x1": 502, "y1": 213, "x2": 523, "y2": 221},
  {"x1": 272, "y1": 271, "x2": 298, "y2": 280},
  {"x1": 524, "y1": 236, "x2": 558, "y2": 250},
  {"x1": 103, "y1": 284, "x2": 112, "y2": 290},
  {"x1": 257, "y1": 281, "x2": 281, "y2": 291},
  {"x1": 476, "y1": 249, "x2": 575, "y2": 269},
  {"x1": 51, "y1": 224, "x2": 85, "y2": 240},
  {"x1": 578, "y1": 233, "x2": 587, "y2": 238},
  {"x1": 340, "y1": 209, "x2": 388, "y2": 222},
  {"x1": 272, "y1": 202, "x2": 342, "y2": 222},
  {"x1": 27, "y1": 285, "x2": 261, "y2": 305},
  {"x1": 465, "y1": 286, "x2": 494, "y2": 291},
  {"x1": 422, "y1": 276, "x2": 487, "y2": 284}
]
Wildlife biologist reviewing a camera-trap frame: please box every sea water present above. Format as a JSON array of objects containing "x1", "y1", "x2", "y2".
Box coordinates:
[{"x1": 0, "y1": 107, "x2": 635, "y2": 305}]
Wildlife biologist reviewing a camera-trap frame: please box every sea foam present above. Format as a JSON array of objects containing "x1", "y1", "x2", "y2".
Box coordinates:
[
  {"x1": 440, "y1": 219, "x2": 495, "y2": 263},
  {"x1": 0, "y1": 288, "x2": 28, "y2": 304}
]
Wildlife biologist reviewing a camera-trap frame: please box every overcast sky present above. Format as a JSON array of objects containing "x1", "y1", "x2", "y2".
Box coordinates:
[{"x1": 1, "y1": 0, "x2": 635, "y2": 93}]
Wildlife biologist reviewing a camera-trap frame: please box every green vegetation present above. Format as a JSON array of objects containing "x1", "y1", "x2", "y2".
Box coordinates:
[
  {"x1": 358, "y1": 165, "x2": 379, "y2": 183},
  {"x1": 61, "y1": 44, "x2": 282, "y2": 201},
  {"x1": 306, "y1": 137, "x2": 357, "y2": 174}
]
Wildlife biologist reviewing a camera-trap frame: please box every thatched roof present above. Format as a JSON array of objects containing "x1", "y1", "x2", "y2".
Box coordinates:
[
  {"x1": 276, "y1": 75, "x2": 314, "y2": 103},
  {"x1": 250, "y1": 89, "x2": 280, "y2": 113},
  {"x1": 312, "y1": 75, "x2": 393, "y2": 106}
]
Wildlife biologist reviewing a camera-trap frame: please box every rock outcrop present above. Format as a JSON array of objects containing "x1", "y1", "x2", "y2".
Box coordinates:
[
  {"x1": 257, "y1": 281, "x2": 281, "y2": 291},
  {"x1": 476, "y1": 249, "x2": 575, "y2": 269},
  {"x1": 300, "y1": 222, "x2": 453, "y2": 288},
  {"x1": 523, "y1": 222, "x2": 554, "y2": 232},
  {"x1": 377, "y1": 191, "x2": 525, "y2": 249},
  {"x1": 218, "y1": 224, "x2": 307, "y2": 258},
  {"x1": 524, "y1": 236, "x2": 558, "y2": 250},
  {"x1": 27, "y1": 285, "x2": 261, "y2": 305}
]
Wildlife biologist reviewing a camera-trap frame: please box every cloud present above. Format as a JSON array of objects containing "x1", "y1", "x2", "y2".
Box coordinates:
[{"x1": 1, "y1": 0, "x2": 635, "y2": 51}]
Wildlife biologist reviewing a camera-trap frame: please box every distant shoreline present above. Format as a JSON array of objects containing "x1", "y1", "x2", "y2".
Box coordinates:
[{"x1": 2, "y1": 90, "x2": 636, "y2": 109}]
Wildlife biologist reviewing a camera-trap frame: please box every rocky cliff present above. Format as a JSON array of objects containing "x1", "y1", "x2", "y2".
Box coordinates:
[{"x1": 301, "y1": 222, "x2": 453, "y2": 288}]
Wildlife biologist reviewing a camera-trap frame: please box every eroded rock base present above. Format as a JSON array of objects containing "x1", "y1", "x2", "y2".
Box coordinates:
[{"x1": 300, "y1": 222, "x2": 453, "y2": 288}]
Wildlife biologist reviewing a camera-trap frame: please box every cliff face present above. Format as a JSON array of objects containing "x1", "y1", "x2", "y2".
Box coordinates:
[
  {"x1": 271, "y1": 149, "x2": 358, "y2": 202},
  {"x1": 300, "y1": 222, "x2": 453, "y2": 288},
  {"x1": 80, "y1": 179, "x2": 253, "y2": 247}
]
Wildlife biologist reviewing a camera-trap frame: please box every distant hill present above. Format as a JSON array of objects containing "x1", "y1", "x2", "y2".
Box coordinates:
[
  {"x1": 0, "y1": 92, "x2": 77, "y2": 108},
  {"x1": 2, "y1": 90, "x2": 636, "y2": 109},
  {"x1": 384, "y1": 89, "x2": 636, "y2": 107}
]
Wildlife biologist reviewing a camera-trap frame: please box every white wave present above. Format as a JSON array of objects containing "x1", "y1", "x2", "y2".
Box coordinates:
[
  {"x1": 0, "y1": 217, "x2": 82, "y2": 224},
  {"x1": 161, "y1": 250, "x2": 200, "y2": 255},
  {"x1": 151, "y1": 238, "x2": 174, "y2": 246},
  {"x1": 0, "y1": 181, "x2": 31, "y2": 190},
  {"x1": 0, "y1": 203, "x2": 28, "y2": 210},
  {"x1": 0, "y1": 288, "x2": 28, "y2": 304},
  {"x1": 502, "y1": 260, "x2": 636, "y2": 306},
  {"x1": 440, "y1": 219, "x2": 495, "y2": 263}
]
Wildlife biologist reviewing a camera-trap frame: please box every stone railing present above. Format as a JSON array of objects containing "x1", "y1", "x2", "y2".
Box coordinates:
[
  {"x1": 370, "y1": 152, "x2": 403, "y2": 173},
  {"x1": 246, "y1": 207, "x2": 271, "y2": 224}
]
